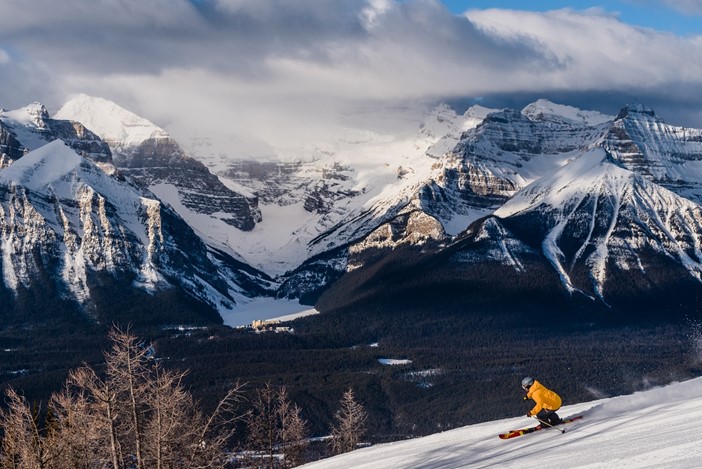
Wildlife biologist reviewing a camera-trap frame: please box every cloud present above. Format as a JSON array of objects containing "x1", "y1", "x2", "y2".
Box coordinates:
[
  {"x1": 661, "y1": 0, "x2": 702, "y2": 15},
  {"x1": 466, "y1": 8, "x2": 702, "y2": 89},
  {"x1": 0, "y1": 1, "x2": 546, "y2": 97},
  {"x1": 1, "y1": 1, "x2": 702, "y2": 143},
  {"x1": 461, "y1": 7, "x2": 702, "y2": 125}
]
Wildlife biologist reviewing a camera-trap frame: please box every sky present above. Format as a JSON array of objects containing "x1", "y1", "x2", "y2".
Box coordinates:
[
  {"x1": 444, "y1": 1, "x2": 702, "y2": 35},
  {"x1": 299, "y1": 375, "x2": 702, "y2": 468},
  {"x1": 2, "y1": 0, "x2": 702, "y2": 150}
]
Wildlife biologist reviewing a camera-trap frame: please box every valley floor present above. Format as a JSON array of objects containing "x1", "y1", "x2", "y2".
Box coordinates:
[{"x1": 300, "y1": 376, "x2": 702, "y2": 468}]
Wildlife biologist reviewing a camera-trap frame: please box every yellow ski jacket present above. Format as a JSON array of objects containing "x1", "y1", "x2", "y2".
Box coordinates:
[{"x1": 526, "y1": 380, "x2": 562, "y2": 416}]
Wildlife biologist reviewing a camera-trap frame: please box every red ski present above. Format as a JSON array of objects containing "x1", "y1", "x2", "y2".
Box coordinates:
[{"x1": 498, "y1": 415, "x2": 583, "y2": 439}]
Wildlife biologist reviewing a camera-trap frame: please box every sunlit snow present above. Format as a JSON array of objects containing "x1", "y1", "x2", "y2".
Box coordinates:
[
  {"x1": 55, "y1": 94, "x2": 168, "y2": 148},
  {"x1": 219, "y1": 297, "x2": 318, "y2": 327},
  {"x1": 300, "y1": 377, "x2": 702, "y2": 469},
  {"x1": 378, "y1": 358, "x2": 413, "y2": 366}
]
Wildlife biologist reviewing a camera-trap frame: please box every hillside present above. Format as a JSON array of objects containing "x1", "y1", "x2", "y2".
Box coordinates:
[{"x1": 301, "y1": 376, "x2": 702, "y2": 468}]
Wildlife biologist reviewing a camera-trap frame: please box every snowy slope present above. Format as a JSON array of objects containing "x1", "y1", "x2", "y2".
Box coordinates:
[
  {"x1": 0, "y1": 139, "x2": 272, "y2": 319},
  {"x1": 301, "y1": 377, "x2": 702, "y2": 469},
  {"x1": 180, "y1": 102, "x2": 489, "y2": 273},
  {"x1": 493, "y1": 148, "x2": 702, "y2": 300},
  {"x1": 57, "y1": 95, "x2": 263, "y2": 259},
  {"x1": 55, "y1": 94, "x2": 168, "y2": 150}
]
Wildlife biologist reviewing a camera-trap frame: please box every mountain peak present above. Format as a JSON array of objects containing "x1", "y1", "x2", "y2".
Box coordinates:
[
  {"x1": 56, "y1": 94, "x2": 168, "y2": 147},
  {"x1": 2, "y1": 101, "x2": 50, "y2": 128},
  {"x1": 494, "y1": 148, "x2": 631, "y2": 219},
  {"x1": 615, "y1": 103, "x2": 657, "y2": 121},
  {"x1": 0, "y1": 139, "x2": 82, "y2": 192},
  {"x1": 25, "y1": 102, "x2": 50, "y2": 124},
  {"x1": 463, "y1": 104, "x2": 498, "y2": 126},
  {"x1": 522, "y1": 99, "x2": 612, "y2": 126}
]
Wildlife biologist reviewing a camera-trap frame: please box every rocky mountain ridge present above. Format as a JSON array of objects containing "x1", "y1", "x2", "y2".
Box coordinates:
[
  {"x1": 0, "y1": 106, "x2": 274, "y2": 325},
  {"x1": 56, "y1": 95, "x2": 262, "y2": 236},
  {"x1": 4, "y1": 96, "x2": 702, "y2": 323},
  {"x1": 284, "y1": 100, "x2": 702, "y2": 309}
]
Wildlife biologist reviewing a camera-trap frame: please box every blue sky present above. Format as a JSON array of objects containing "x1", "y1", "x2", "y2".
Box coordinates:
[{"x1": 442, "y1": 0, "x2": 702, "y2": 35}]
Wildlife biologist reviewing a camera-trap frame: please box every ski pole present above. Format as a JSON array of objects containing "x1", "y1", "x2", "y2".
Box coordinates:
[{"x1": 532, "y1": 416, "x2": 565, "y2": 434}]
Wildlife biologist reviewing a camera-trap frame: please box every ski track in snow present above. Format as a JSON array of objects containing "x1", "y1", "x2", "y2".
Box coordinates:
[{"x1": 300, "y1": 377, "x2": 702, "y2": 469}]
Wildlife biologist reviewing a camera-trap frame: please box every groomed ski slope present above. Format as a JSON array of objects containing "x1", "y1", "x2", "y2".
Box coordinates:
[{"x1": 300, "y1": 376, "x2": 702, "y2": 468}]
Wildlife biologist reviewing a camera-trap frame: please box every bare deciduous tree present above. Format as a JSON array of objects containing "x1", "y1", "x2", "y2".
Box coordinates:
[
  {"x1": 0, "y1": 327, "x2": 246, "y2": 469},
  {"x1": 330, "y1": 388, "x2": 367, "y2": 455},
  {"x1": 0, "y1": 388, "x2": 57, "y2": 469},
  {"x1": 277, "y1": 387, "x2": 308, "y2": 469},
  {"x1": 48, "y1": 386, "x2": 99, "y2": 469},
  {"x1": 104, "y1": 327, "x2": 151, "y2": 469},
  {"x1": 246, "y1": 382, "x2": 278, "y2": 469},
  {"x1": 245, "y1": 383, "x2": 309, "y2": 469},
  {"x1": 188, "y1": 384, "x2": 246, "y2": 469}
]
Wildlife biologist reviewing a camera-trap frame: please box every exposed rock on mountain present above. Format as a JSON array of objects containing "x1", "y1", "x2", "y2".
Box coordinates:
[
  {"x1": 0, "y1": 102, "x2": 112, "y2": 169},
  {"x1": 603, "y1": 104, "x2": 702, "y2": 201},
  {"x1": 10, "y1": 96, "x2": 702, "y2": 320},
  {"x1": 56, "y1": 95, "x2": 261, "y2": 235},
  {"x1": 0, "y1": 140, "x2": 236, "y2": 322}
]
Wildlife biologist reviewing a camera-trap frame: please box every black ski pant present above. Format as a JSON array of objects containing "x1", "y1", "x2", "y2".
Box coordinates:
[{"x1": 536, "y1": 408, "x2": 561, "y2": 426}]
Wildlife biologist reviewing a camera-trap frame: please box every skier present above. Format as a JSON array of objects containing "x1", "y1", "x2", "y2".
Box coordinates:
[{"x1": 521, "y1": 376, "x2": 562, "y2": 428}]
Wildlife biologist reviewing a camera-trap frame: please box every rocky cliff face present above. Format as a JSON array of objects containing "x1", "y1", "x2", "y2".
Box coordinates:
[
  {"x1": 0, "y1": 121, "x2": 274, "y2": 324},
  {"x1": 279, "y1": 101, "x2": 702, "y2": 307},
  {"x1": 56, "y1": 95, "x2": 262, "y2": 236},
  {"x1": 603, "y1": 104, "x2": 702, "y2": 202},
  {"x1": 0, "y1": 103, "x2": 112, "y2": 170},
  {"x1": 10, "y1": 96, "x2": 702, "y2": 318},
  {"x1": 0, "y1": 121, "x2": 26, "y2": 167}
]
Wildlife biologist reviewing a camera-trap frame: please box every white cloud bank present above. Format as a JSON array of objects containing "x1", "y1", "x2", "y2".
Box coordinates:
[{"x1": 1, "y1": 0, "x2": 702, "y2": 144}]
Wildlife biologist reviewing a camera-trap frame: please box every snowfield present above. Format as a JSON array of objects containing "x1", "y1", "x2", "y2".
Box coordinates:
[{"x1": 300, "y1": 376, "x2": 702, "y2": 468}]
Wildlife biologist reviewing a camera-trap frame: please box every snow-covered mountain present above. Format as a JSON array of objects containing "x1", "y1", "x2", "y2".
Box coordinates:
[
  {"x1": 493, "y1": 148, "x2": 702, "y2": 303},
  {"x1": 0, "y1": 106, "x2": 275, "y2": 324},
  {"x1": 50, "y1": 95, "x2": 702, "y2": 311},
  {"x1": 277, "y1": 100, "x2": 620, "y2": 302},
  {"x1": 1, "y1": 102, "x2": 112, "y2": 169},
  {"x1": 299, "y1": 376, "x2": 702, "y2": 469},
  {"x1": 6, "y1": 95, "x2": 702, "y2": 320},
  {"x1": 311, "y1": 101, "x2": 702, "y2": 316},
  {"x1": 56, "y1": 95, "x2": 262, "y2": 245},
  {"x1": 603, "y1": 104, "x2": 702, "y2": 201},
  {"x1": 179, "y1": 102, "x2": 498, "y2": 275}
]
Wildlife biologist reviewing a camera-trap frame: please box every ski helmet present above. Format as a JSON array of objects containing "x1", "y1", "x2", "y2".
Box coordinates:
[{"x1": 521, "y1": 376, "x2": 534, "y2": 389}]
